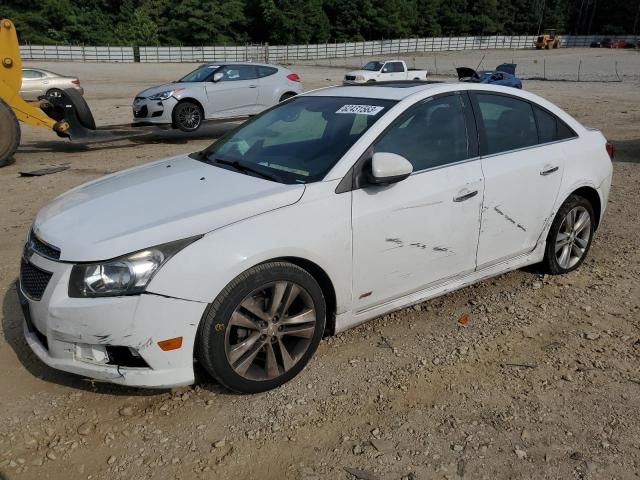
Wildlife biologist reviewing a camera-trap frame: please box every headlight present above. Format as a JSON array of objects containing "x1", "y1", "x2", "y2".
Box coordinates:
[
  {"x1": 148, "y1": 88, "x2": 182, "y2": 101},
  {"x1": 355, "y1": 75, "x2": 365, "y2": 81},
  {"x1": 68, "y1": 236, "x2": 200, "y2": 298}
]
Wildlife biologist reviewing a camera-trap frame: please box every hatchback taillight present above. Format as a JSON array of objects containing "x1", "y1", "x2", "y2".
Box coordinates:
[
  {"x1": 72, "y1": 79, "x2": 80, "y2": 85},
  {"x1": 287, "y1": 73, "x2": 300, "y2": 82},
  {"x1": 606, "y1": 141, "x2": 614, "y2": 160}
]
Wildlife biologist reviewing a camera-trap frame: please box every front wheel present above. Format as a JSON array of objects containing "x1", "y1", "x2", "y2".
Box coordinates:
[
  {"x1": 0, "y1": 99, "x2": 20, "y2": 167},
  {"x1": 173, "y1": 101, "x2": 203, "y2": 132},
  {"x1": 542, "y1": 195, "x2": 595, "y2": 274},
  {"x1": 196, "y1": 262, "x2": 326, "y2": 393}
]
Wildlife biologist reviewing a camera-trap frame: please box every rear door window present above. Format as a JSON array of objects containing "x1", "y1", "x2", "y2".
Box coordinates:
[
  {"x1": 258, "y1": 66, "x2": 278, "y2": 78},
  {"x1": 475, "y1": 93, "x2": 538, "y2": 155},
  {"x1": 387, "y1": 62, "x2": 405, "y2": 73}
]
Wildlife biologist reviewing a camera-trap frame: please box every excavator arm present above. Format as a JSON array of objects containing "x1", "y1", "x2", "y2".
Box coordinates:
[{"x1": 0, "y1": 19, "x2": 69, "y2": 133}]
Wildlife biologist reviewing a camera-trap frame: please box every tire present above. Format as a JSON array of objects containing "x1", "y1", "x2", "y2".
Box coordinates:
[
  {"x1": 62, "y1": 88, "x2": 95, "y2": 130},
  {"x1": 279, "y1": 92, "x2": 297, "y2": 102},
  {"x1": 542, "y1": 194, "x2": 595, "y2": 275},
  {"x1": 0, "y1": 98, "x2": 20, "y2": 167},
  {"x1": 46, "y1": 88, "x2": 64, "y2": 98},
  {"x1": 172, "y1": 101, "x2": 203, "y2": 132},
  {"x1": 196, "y1": 261, "x2": 326, "y2": 393}
]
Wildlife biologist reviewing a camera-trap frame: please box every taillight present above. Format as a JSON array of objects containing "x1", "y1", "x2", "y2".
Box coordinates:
[
  {"x1": 286, "y1": 73, "x2": 300, "y2": 82},
  {"x1": 606, "y1": 142, "x2": 614, "y2": 160},
  {"x1": 72, "y1": 79, "x2": 80, "y2": 85}
]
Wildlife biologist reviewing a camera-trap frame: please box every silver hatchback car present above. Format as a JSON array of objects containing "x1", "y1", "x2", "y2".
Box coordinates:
[{"x1": 132, "y1": 62, "x2": 304, "y2": 131}]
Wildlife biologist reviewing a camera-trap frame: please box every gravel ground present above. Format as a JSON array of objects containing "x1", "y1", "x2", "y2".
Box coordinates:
[{"x1": 0, "y1": 48, "x2": 639, "y2": 480}]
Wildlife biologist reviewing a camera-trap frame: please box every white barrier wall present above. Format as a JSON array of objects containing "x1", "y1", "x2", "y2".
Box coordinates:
[{"x1": 19, "y1": 35, "x2": 639, "y2": 63}]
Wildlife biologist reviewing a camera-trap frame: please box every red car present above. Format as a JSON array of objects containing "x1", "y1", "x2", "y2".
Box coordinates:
[{"x1": 609, "y1": 39, "x2": 626, "y2": 49}]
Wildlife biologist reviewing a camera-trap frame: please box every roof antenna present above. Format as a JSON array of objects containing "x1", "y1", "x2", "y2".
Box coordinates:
[{"x1": 475, "y1": 54, "x2": 486, "y2": 72}]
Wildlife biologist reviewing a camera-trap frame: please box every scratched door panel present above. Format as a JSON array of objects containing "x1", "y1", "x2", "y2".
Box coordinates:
[
  {"x1": 352, "y1": 160, "x2": 484, "y2": 310},
  {"x1": 476, "y1": 142, "x2": 565, "y2": 268}
]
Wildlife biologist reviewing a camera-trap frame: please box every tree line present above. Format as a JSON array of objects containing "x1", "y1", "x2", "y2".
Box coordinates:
[{"x1": 2, "y1": 0, "x2": 639, "y2": 46}]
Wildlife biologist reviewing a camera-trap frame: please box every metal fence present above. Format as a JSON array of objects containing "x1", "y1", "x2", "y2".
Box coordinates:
[{"x1": 20, "y1": 34, "x2": 640, "y2": 63}]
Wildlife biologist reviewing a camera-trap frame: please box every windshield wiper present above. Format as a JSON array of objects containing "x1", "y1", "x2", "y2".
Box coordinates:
[{"x1": 208, "y1": 156, "x2": 282, "y2": 183}]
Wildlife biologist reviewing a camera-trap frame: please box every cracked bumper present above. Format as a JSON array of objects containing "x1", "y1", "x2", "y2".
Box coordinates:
[{"x1": 19, "y1": 253, "x2": 207, "y2": 388}]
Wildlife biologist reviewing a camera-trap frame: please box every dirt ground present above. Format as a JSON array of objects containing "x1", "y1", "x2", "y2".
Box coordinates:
[{"x1": 1, "y1": 48, "x2": 639, "y2": 480}]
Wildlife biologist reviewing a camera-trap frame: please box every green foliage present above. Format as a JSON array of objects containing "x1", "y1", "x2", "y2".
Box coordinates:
[{"x1": 1, "y1": 0, "x2": 636, "y2": 45}]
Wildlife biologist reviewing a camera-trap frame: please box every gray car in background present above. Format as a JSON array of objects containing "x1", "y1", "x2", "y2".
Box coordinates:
[
  {"x1": 132, "y1": 62, "x2": 304, "y2": 131},
  {"x1": 20, "y1": 68, "x2": 83, "y2": 100}
]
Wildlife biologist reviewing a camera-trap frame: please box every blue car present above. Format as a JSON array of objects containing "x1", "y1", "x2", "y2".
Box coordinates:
[{"x1": 456, "y1": 63, "x2": 522, "y2": 89}]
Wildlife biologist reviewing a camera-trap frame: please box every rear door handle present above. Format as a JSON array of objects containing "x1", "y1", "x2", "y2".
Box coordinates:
[
  {"x1": 540, "y1": 165, "x2": 559, "y2": 176},
  {"x1": 453, "y1": 190, "x2": 479, "y2": 202},
  {"x1": 249, "y1": 85, "x2": 257, "y2": 88}
]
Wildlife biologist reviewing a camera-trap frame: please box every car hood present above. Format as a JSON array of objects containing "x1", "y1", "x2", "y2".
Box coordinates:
[
  {"x1": 33, "y1": 156, "x2": 305, "y2": 262},
  {"x1": 456, "y1": 67, "x2": 480, "y2": 81},
  {"x1": 345, "y1": 70, "x2": 371, "y2": 77},
  {"x1": 136, "y1": 82, "x2": 199, "y2": 98}
]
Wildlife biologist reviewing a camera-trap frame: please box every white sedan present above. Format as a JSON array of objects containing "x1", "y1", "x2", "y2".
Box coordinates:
[{"x1": 20, "y1": 82, "x2": 613, "y2": 392}]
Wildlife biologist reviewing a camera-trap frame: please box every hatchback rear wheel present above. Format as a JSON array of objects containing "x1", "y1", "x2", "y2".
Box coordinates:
[
  {"x1": 542, "y1": 194, "x2": 595, "y2": 274},
  {"x1": 197, "y1": 262, "x2": 326, "y2": 393}
]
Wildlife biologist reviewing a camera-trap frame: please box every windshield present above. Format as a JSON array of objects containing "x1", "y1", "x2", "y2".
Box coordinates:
[
  {"x1": 200, "y1": 96, "x2": 396, "y2": 184},
  {"x1": 179, "y1": 64, "x2": 220, "y2": 82},
  {"x1": 363, "y1": 61, "x2": 384, "y2": 71}
]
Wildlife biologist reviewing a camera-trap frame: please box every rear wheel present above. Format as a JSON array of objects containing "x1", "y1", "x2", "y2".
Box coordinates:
[
  {"x1": 0, "y1": 98, "x2": 20, "y2": 167},
  {"x1": 172, "y1": 101, "x2": 203, "y2": 132},
  {"x1": 197, "y1": 262, "x2": 326, "y2": 393},
  {"x1": 279, "y1": 92, "x2": 297, "y2": 102},
  {"x1": 542, "y1": 195, "x2": 595, "y2": 274},
  {"x1": 46, "y1": 88, "x2": 64, "y2": 98}
]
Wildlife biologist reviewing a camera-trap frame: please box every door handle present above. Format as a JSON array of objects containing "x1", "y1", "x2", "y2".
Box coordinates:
[
  {"x1": 249, "y1": 85, "x2": 257, "y2": 88},
  {"x1": 453, "y1": 190, "x2": 478, "y2": 202},
  {"x1": 540, "y1": 165, "x2": 559, "y2": 176}
]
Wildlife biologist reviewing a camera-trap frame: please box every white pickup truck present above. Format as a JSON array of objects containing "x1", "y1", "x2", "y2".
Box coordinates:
[{"x1": 343, "y1": 60, "x2": 429, "y2": 84}]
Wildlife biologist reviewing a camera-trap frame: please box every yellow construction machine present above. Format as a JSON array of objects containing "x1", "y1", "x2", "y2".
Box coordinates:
[
  {"x1": 535, "y1": 29, "x2": 561, "y2": 50},
  {"x1": 1, "y1": 19, "x2": 149, "y2": 167}
]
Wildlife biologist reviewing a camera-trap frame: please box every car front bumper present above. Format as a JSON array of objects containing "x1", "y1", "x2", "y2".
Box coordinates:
[
  {"x1": 18, "y1": 252, "x2": 207, "y2": 388},
  {"x1": 132, "y1": 97, "x2": 177, "y2": 125}
]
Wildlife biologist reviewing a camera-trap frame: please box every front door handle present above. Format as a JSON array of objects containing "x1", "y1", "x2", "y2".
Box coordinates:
[
  {"x1": 453, "y1": 190, "x2": 478, "y2": 202},
  {"x1": 249, "y1": 85, "x2": 257, "y2": 88},
  {"x1": 540, "y1": 165, "x2": 559, "y2": 176}
]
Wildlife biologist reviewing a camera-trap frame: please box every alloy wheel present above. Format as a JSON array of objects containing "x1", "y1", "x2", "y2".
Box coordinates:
[
  {"x1": 177, "y1": 105, "x2": 201, "y2": 130},
  {"x1": 555, "y1": 206, "x2": 591, "y2": 269},
  {"x1": 224, "y1": 281, "x2": 317, "y2": 381}
]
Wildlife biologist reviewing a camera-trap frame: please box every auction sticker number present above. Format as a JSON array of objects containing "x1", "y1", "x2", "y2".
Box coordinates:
[{"x1": 336, "y1": 105, "x2": 384, "y2": 115}]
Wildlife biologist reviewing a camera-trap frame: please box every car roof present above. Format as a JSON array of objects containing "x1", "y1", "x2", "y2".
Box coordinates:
[
  {"x1": 305, "y1": 82, "x2": 449, "y2": 101},
  {"x1": 201, "y1": 62, "x2": 281, "y2": 69},
  {"x1": 22, "y1": 68, "x2": 60, "y2": 76}
]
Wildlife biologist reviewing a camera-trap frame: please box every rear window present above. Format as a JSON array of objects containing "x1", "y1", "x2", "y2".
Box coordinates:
[{"x1": 258, "y1": 66, "x2": 278, "y2": 78}]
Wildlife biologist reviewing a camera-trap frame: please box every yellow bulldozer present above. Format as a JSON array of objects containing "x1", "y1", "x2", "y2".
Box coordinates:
[
  {"x1": 0, "y1": 19, "x2": 149, "y2": 167},
  {"x1": 535, "y1": 29, "x2": 561, "y2": 50}
]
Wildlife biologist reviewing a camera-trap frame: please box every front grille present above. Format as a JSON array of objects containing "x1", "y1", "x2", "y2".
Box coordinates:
[
  {"x1": 29, "y1": 230, "x2": 60, "y2": 260},
  {"x1": 133, "y1": 105, "x2": 148, "y2": 118},
  {"x1": 20, "y1": 260, "x2": 53, "y2": 300},
  {"x1": 345, "y1": 75, "x2": 356, "y2": 81}
]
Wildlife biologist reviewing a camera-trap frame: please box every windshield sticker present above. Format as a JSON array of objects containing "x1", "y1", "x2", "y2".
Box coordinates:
[
  {"x1": 207, "y1": 65, "x2": 220, "y2": 69},
  {"x1": 336, "y1": 105, "x2": 384, "y2": 115}
]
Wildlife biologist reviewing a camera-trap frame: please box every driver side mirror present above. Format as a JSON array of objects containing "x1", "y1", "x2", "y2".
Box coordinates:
[
  {"x1": 368, "y1": 152, "x2": 413, "y2": 185},
  {"x1": 212, "y1": 72, "x2": 224, "y2": 82}
]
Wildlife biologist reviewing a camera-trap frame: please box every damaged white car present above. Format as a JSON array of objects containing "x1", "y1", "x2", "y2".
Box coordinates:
[{"x1": 19, "y1": 82, "x2": 613, "y2": 392}]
